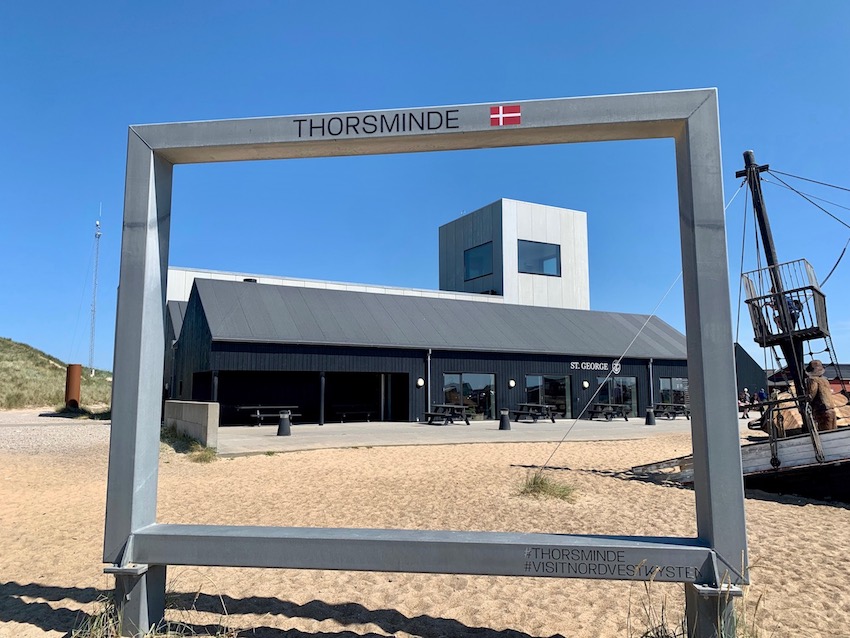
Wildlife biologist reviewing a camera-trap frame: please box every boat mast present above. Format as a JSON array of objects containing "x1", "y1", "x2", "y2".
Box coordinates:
[{"x1": 736, "y1": 151, "x2": 807, "y2": 415}]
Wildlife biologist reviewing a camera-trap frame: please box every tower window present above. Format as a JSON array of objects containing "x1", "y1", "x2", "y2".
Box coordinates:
[
  {"x1": 464, "y1": 242, "x2": 493, "y2": 281},
  {"x1": 518, "y1": 240, "x2": 561, "y2": 276}
]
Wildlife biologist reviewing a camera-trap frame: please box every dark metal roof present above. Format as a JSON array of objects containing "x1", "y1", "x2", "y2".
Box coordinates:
[
  {"x1": 192, "y1": 279, "x2": 687, "y2": 359},
  {"x1": 167, "y1": 301, "x2": 188, "y2": 339}
]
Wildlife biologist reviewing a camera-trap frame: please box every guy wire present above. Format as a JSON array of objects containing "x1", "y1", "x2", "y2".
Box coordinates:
[{"x1": 539, "y1": 182, "x2": 748, "y2": 472}]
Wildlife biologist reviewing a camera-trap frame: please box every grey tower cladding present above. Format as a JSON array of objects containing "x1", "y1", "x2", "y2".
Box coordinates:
[{"x1": 439, "y1": 198, "x2": 589, "y2": 309}]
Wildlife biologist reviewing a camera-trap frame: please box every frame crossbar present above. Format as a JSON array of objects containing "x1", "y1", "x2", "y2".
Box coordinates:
[{"x1": 130, "y1": 524, "x2": 718, "y2": 584}]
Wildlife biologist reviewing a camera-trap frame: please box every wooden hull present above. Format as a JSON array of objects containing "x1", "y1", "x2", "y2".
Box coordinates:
[
  {"x1": 631, "y1": 427, "x2": 850, "y2": 502},
  {"x1": 744, "y1": 461, "x2": 850, "y2": 502}
]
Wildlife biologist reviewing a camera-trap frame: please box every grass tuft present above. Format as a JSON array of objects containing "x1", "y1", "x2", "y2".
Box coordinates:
[
  {"x1": 71, "y1": 594, "x2": 238, "y2": 637},
  {"x1": 71, "y1": 595, "x2": 122, "y2": 638},
  {"x1": 160, "y1": 426, "x2": 217, "y2": 463},
  {"x1": 627, "y1": 564, "x2": 768, "y2": 638},
  {"x1": 518, "y1": 469, "x2": 576, "y2": 500},
  {"x1": 629, "y1": 581, "x2": 686, "y2": 638}
]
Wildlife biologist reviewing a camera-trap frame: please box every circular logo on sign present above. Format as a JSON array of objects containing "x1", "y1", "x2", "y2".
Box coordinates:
[{"x1": 612, "y1": 360, "x2": 621, "y2": 374}]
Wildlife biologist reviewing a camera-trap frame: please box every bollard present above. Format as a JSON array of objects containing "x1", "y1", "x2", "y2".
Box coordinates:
[
  {"x1": 277, "y1": 410, "x2": 292, "y2": 436},
  {"x1": 499, "y1": 408, "x2": 511, "y2": 431},
  {"x1": 645, "y1": 407, "x2": 656, "y2": 426}
]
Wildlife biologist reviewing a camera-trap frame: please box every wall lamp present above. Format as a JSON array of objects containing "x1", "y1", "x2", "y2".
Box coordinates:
[
  {"x1": 416, "y1": 377, "x2": 426, "y2": 388},
  {"x1": 582, "y1": 380, "x2": 590, "y2": 389},
  {"x1": 508, "y1": 379, "x2": 516, "y2": 388}
]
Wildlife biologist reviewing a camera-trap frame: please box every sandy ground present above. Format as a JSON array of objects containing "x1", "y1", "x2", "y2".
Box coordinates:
[{"x1": 1, "y1": 409, "x2": 849, "y2": 637}]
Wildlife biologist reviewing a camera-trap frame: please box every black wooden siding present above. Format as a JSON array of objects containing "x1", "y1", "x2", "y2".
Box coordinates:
[
  {"x1": 196, "y1": 339, "x2": 687, "y2": 421},
  {"x1": 173, "y1": 287, "x2": 212, "y2": 401},
  {"x1": 174, "y1": 285, "x2": 691, "y2": 421},
  {"x1": 209, "y1": 342, "x2": 428, "y2": 419},
  {"x1": 734, "y1": 343, "x2": 768, "y2": 395}
]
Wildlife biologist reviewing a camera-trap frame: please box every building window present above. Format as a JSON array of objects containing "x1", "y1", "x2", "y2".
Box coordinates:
[
  {"x1": 518, "y1": 240, "x2": 561, "y2": 276},
  {"x1": 443, "y1": 372, "x2": 496, "y2": 419},
  {"x1": 659, "y1": 377, "x2": 689, "y2": 404},
  {"x1": 526, "y1": 374, "x2": 572, "y2": 418},
  {"x1": 464, "y1": 242, "x2": 493, "y2": 281},
  {"x1": 596, "y1": 376, "x2": 638, "y2": 416}
]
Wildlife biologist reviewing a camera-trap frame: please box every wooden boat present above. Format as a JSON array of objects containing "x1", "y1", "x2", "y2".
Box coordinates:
[
  {"x1": 632, "y1": 428, "x2": 850, "y2": 501},
  {"x1": 633, "y1": 151, "x2": 850, "y2": 502}
]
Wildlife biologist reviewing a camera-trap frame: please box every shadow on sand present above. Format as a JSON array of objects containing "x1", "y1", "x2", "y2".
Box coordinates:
[
  {"x1": 511, "y1": 462, "x2": 850, "y2": 509},
  {"x1": 0, "y1": 581, "x2": 566, "y2": 638}
]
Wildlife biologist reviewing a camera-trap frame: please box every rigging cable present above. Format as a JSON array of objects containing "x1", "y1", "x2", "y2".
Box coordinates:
[
  {"x1": 818, "y1": 236, "x2": 850, "y2": 287},
  {"x1": 539, "y1": 182, "x2": 749, "y2": 472},
  {"x1": 539, "y1": 271, "x2": 683, "y2": 471},
  {"x1": 762, "y1": 173, "x2": 850, "y2": 286},
  {"x1": 746, "y1": 185, "x2": 781, "y2": 390},
  {"x1": 761, "y1": 178, "x2": 850, "y2": 213},
  {"x1": 768, "y1": 169, "x2": 850, "y2": 194},
  {"x1": 766, "y1": 171, "x2": 850, "y2": 231}
]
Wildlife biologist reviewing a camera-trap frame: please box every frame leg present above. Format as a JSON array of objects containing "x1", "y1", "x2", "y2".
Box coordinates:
[
  {"x1": 110, "y1": 564, "x2": 167, "y2": 637},
  {"x1": 685, "y1": 583, "x2": 740, "y2": 638}
]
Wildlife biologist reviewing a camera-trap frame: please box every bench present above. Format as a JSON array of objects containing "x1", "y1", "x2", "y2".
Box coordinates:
[
  {"x1": 235, "y1": 405, "x2": 301, "y2": 427},
  {"x1": 336, "y1": 409, "x2": 372, "y2": 423},
  {"x1": 653, "y1": 403, "x2": 691, "y2": 420},
  {"x1": 510, "y1": 403, "x2": 557, "y2": 423},
  {"x1": 509, "y1": 409, "x2": 557, "y2": 423},
  {"x1": 587, "y1": 403, "x2": 631, "y2": 421},
  {"x1": 251, "y1": 412, "x2": 303, "y2": 426},
  {"x1": 423, "y1": 405, "x2": 470, "y2": 425}
]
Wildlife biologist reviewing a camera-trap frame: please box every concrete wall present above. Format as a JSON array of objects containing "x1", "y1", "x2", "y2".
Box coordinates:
[{"x1": 164, "y1": 400, "x2": 220, "y2": 449}]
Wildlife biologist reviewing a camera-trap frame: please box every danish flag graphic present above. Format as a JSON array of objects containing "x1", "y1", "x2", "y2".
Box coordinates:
[{"x1": 490, "y1": 104, "x2": 521, "y2": 126}]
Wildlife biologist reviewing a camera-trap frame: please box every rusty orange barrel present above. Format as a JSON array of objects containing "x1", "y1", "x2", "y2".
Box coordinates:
[{"x1": 65, "y1": 364, "x2": 82, "y2": 409}]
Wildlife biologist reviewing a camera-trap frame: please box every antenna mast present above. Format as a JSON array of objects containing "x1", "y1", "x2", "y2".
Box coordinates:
[{"x1": 89, "y1": 207, "x2": 102, "y2": 376}]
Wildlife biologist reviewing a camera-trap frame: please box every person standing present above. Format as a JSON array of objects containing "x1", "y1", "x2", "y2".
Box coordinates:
[
  {"x1": 756, "y1": 387, "x2": 767, "y2": 413},
  {"x1": 805, "y1": 360, "x2": 837, "y2": 431},
  {"x1": 739, "y1": 388, "x2": 750, "y2": 418},
  {"x1": 766, "y1": 287, "x2": 802, "y2": 332}
]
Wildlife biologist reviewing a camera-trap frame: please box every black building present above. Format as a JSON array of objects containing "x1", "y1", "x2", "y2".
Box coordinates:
[
  {"x1": 733, "y1": 343, "x2": 769, "y2": 397},
  {"x1": 168, "y1": 279, "x2": 694, "y2": 425}
]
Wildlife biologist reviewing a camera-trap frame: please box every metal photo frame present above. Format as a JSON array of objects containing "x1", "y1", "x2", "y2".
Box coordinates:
[{"x1": 105, "y1": 89, "x2": 747, "y2": 636}]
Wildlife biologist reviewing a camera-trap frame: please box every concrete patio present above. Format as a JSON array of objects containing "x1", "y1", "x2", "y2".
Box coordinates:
[{"x1": 215, "y1": 415, "x2": 696, "y2": 456}]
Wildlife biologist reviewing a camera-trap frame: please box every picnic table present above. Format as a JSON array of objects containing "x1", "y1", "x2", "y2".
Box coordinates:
[
  {"x1": 423, "y1": 403, "x2": 470, "y2": 425},
  {"x1": 332, "y1": 404, "x2": 374, "y2": 423},
  {"x1": 653, "y1": 403, "x2": 691, "y2": 420},
  {"x1": 510, "y1": 403, "x2": 557, "y2": 423},
  {"x1": 587, "y1": 402, "x2": 631, "y2": 421},
  {"x1": 236, "y1": 405, "x2": 299, "y2": 427}
]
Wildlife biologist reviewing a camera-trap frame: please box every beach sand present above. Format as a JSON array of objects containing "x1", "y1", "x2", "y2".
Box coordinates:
[{"x1": 1, "y1": 411, "x2": 849, "y2": 637}]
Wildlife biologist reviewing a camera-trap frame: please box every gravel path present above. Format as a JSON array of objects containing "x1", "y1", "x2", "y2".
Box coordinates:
[{"x1": 0, "y1": 408, "x2": 110, "y2": 455}]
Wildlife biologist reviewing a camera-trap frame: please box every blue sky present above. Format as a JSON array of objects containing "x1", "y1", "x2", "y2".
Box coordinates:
[{"x1": 1, "y1": 2, "x2": 849, "y2": 372}]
